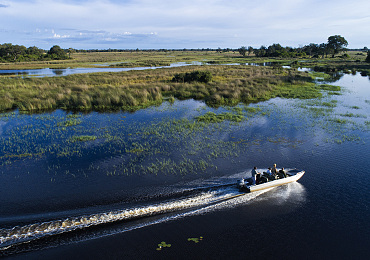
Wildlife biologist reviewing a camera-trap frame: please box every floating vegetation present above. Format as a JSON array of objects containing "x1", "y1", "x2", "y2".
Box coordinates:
[
  {"x1": 69, "y1": 135, "x2": 97, "y2": 142},
  {"x1": 331, "y1": 118, "x2": 347, "y2": 124},
  {"x1": 188, "y1": 236, "x2": 204, "y2": 243},
  {"x1": 339, "y1": 112, "x2": 367, "y2": 118},
  {"x1": 57, "y1": 119, "x2": 82, "y2": 127},
  {"x1": 318, "y1": 84, "x2": 341, "y2": 92},
  {"x1": 322, "y1": 100, "x2": 338, "y2": 108},
  {"x1": 156, "y1": 241, "x2": 171, "y2": 251},
  {"x1": 195, "y1": 111, "x2": 244, "y2": 123}
]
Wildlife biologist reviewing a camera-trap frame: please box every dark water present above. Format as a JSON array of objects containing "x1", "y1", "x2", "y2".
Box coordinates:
[{"x1": 0, "y1": 72, "x2": 369, "y2": 259}]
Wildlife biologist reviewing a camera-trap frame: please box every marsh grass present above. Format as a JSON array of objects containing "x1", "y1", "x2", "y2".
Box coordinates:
[
  {"x1": 0, "y1": 66, "x2": 324, "y2": 113},
  {"x1": 70, "y1": 135, "x2": 97, "y2": 142},
  {"x1": 57, "y1": 119, "x2": 82, "y2": 127},
  {"x1": 195, "y1": 111, "x2": 244, "y2": 123},
  {"x1": 340, "y1": 112, "x2": 367, "y2": 118}
]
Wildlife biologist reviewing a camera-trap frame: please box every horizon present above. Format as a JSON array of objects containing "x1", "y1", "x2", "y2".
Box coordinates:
[{"x1": 1, "y1": 0, "x2": 369, "y2": 50}]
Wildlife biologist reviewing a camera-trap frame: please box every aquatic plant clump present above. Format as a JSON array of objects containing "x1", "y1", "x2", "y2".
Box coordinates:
[{"x1": 195, "y1": 112, "x2": 244, "y2": 123}]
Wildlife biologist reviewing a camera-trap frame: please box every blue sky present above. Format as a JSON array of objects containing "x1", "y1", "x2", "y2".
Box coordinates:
[{"x1": 1, "y1": 0, "x2": 369, "y2": 50}]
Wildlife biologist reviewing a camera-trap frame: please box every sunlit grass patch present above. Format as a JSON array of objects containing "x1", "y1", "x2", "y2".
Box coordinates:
[
  {"x1": 272, "y1": 82, "x2": 322, "y2": 99},
  {"x1": 318, "y1": 84, "x2": 341, "y2": 92},
  {"x1": 57, "y1": 119, "x2": 82, "y2": 127},
  {"x1": 195, "y1": 111, "x2": 244, "y2": 123},
  {"x1": 331, "y1": 118, "x2": 347, "y2": 124},
  {"x1": 69, "y1": 135, "x2": 97, "y2": 142},
  {"x1": 244, "y1": 106, "x2": 262, "y2": 114},
  {"x1": 309, "y1": 71, "x2": 331, "y2": 81},
  {"x1": 308, "y1": 107, "x2": 333, "y2": 117},
  {"x1": 156, "y1": 241, "x2": 171, "y2": 251},
  {"x1": 340, "y1": 112, "x2": 367, "y2": 118},
  {"x1": 322, "y1": 100, "x2": 338, "y2": 108},
  {"x1": 327, "y1": 91, "x2": 342, "y2": 96}
]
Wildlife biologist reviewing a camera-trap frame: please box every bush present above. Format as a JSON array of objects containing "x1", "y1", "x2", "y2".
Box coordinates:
[
  {"x1": 366, "y1": 52, "x2": 370, "y2": 63},
  {"x1": 172, "y1": 71, "x2": 212, "y2": 83}
]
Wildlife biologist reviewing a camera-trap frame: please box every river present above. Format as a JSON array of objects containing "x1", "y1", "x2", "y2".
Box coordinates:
[{"x1": 0, "y1": 71, "x2": 369, "y2": 259}]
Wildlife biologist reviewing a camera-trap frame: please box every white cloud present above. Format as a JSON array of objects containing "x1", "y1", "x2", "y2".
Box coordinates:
[{"x1": 0, "y1": 0, "x2": 369, "y2": 49}]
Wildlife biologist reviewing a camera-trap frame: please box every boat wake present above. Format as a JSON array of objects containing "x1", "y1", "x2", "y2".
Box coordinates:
[{"x1": 0, "y1": 178, "x2": 304, "y2": 256}]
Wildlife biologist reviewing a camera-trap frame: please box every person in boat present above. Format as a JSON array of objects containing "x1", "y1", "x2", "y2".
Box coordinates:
[
  {"x1": 265, "y1": 167, "x2": 276, "y2": 181},
  {"x1": 278, "y1": 167, "x2": 287, "y2": 178},
  {"x1": 251, "y1": 166, "x2": 260, "y2": 185},
  {"x1": 271, "y1": 164, "x2": 278, "y2": 175}
]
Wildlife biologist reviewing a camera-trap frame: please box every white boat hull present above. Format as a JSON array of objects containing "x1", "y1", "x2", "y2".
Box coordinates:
[{"x1": 238, "y1": 169, "x2": 305, "y2": 193}]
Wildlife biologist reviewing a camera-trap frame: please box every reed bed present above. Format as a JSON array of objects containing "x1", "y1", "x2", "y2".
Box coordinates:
[{"x1": 0, "y1": 66, "x2": 326, "y2": 113}]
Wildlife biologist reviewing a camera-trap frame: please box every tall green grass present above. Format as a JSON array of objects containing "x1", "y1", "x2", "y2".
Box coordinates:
[{"x1": 0, "y1": 66, "x2": 332, "y2": 113}]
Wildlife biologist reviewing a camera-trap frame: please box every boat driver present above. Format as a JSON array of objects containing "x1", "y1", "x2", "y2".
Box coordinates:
[{"x1": 251, "y1": 166, "x2": 260, "y2": 185}]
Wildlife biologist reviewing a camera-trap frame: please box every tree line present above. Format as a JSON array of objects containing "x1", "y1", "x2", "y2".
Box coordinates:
[
  {"x1": 238, "y1": 35, "x2": 349, "y2": 58},
  {"x1": 0, "y1": 44, "x2": 70, "y2": 62}
]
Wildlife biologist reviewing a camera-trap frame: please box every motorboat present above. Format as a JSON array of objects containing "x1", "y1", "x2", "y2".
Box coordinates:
[{"x1": 237, "y1": 168, "x2": 305, "y2": 193}]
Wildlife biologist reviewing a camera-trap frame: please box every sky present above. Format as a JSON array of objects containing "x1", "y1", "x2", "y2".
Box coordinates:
[{"x1": 0, "y1": 0, "x2": 369, "y2": 50}]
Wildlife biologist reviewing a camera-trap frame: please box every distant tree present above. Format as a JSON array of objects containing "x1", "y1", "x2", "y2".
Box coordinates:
[
  {"x1": 67, "y1": 48, "x2": 75, "y2": 58},
  {"x1": 318, "y1": 43, "x2": 328, "y2": 58},
  {"x1": 366, "y1": 51, "x2": 370, "y2": 63},
  {"x1": 254, "y1": 45, "x2": 267, "y2": 57},
  {"x1": 47, "y1": 45, "x2": 68, "y2": 60},
  {"x1": 0, "y1": 43, "x2": 27, "y2": 61},
  {"x1": 238, "y1": 46, "x2": 247, "y2": 57},
  {"x1": 303, "y1": 43, "x2": 319, "y2": 57},
  {"x1": 247, "y1": 46, "x2": 254, "y2": 56},
  {"x1": 327, "y1": 35, "x2": 348, "y2": 57}
]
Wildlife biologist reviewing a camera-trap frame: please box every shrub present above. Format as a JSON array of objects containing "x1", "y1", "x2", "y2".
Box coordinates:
[
  {"x1": 366, "y1": 52, "x2": 370, "y2": 63},
  {"x1": 172, "y1": 71, "x2": 212, "y2": 83}
]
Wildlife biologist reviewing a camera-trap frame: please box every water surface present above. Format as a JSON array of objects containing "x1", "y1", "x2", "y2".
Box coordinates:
[{"x1": 0, "y1": 72, "x2": 369, "y2": 259}]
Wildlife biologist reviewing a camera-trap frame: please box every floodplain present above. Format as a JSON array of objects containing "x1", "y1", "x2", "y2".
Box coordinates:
[{"x1": 0, "y1": 51, "x2": 369, "y2": 259}]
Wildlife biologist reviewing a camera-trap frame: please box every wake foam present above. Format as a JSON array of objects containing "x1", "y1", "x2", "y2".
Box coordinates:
[{"x1": 0, "y1": 186, "x2": 244, "y2": 249}]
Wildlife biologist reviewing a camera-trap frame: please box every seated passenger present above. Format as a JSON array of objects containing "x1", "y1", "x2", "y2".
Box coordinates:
[
  {"x1": 265, "y1": 167, "x2": 275, "y2": 180},
  {"x1": 271, "y1": 164, "x2": 278, "y2": 175},
  {"x1": 278, "y1": 167, "x2": 287, "y2": 178}
]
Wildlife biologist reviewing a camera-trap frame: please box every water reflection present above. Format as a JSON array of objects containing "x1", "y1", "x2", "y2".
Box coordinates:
[{"x1": 52, "y1": 69, "x2": 65, "y2": 76}]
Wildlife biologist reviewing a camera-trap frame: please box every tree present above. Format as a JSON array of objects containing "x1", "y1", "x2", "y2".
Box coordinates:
[
  {"x1": 47, "y1": 45, "x2": 68, "y2": 60},
  {"x1": 318, "y1": 43, "x2": 328, "y2": 58},
  {"x1": 366, "y1": 51, "x2": 370, "y2": 63},
  {"x1": 238, "y1": 46, "x2": 247, "y2": 57},
  {"x1": 248, "y1": 46, "x2": 254, "y2": 56},
  {"x1": 67, "y1": 48, "x2": 75, "y2": 58},
  {"x1": 327, "y1": 35, "x2": 348, "y2": 57}
]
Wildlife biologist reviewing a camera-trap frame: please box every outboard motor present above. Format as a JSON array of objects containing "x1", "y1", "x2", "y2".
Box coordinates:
[{"x1": 237, "y1": 178, "x2": 245, "y2": 189}]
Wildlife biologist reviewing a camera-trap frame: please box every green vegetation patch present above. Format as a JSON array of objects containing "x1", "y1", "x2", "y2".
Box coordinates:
[
  {"x1": 272, "y1": 82, "x2": 322, "y2": 99},
  {"x1": 69, "y1": 135, "x2": 97, "y2": 142},
  {"x1": 340, "y1": 112, "x2": 367, "y2": 118},
  {"x1": 172, "y1": 70, "x2": 212, "y2": 83},
  {"x1": 195, "y1": 111, "x2": 244, "y2": 123},
  {"x1": 331, "y1": 118, "x2": 347, "y2": 124},
  {"x1": 57, "y1": 119, "x2": 82, "y2": 127},
  {"x1": 318, "y1": 84, "x2": 341, "y2": 92}
]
